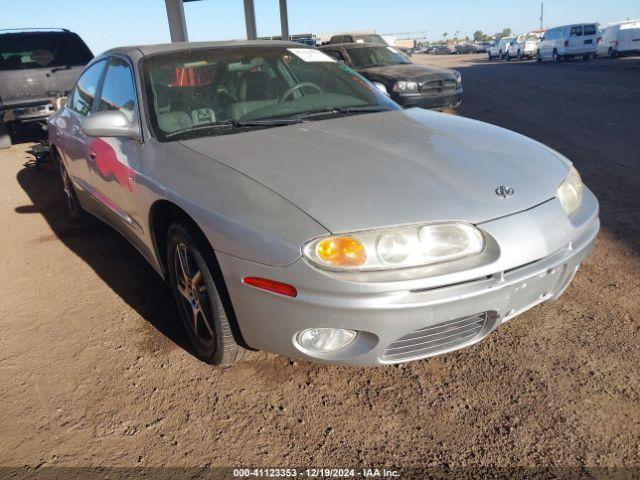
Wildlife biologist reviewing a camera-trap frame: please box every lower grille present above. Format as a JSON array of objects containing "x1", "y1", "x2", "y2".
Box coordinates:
[{"x1": 380, "y1": 313, "x2": 488, "y2": 362}]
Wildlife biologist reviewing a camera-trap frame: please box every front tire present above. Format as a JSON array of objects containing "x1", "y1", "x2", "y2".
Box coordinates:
[
  {"x1": 167, "y1": 223, "x2": 245, "y2": 366},
  {"x1": 608, "y1": 48, "x2": 617, "y2": 59},
  {"x1": 517, "y1": 50, "x2": 523, "y2": 61},
  {"x1": 553, "y1": 49, "x2": 562, "y2": 62},
  {"x1": 0, "y1": 122, "x2": 12, "y2": 150},
  {"x1": 537, "y1": 51, "x2": 543, "y2": 63}
]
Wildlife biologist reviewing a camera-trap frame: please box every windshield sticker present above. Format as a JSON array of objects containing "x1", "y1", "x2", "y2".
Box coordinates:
[
  {"x1": 31, "y1": 49, "x2": 55, "y2": 66},
  {"x1": 287, "y1": 48, "x2": 336, "y2": 63}
]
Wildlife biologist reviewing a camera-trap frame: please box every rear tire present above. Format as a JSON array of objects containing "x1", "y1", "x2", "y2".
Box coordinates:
[
  {"x1": 536, "y1": 51, "x2": 543, "y2": 63},
  {"x1": 583, "y1": 54, "x2": 590, "y2": 61},
  {"x1": 166, "y1": 223, "x2": 246, "y2": 366},
  {"x1": 0, "y1": 122, "x2": 12, "y2": 150},
  {"x1": 608, "y1": 48, "x2": 617, "y2": 59},
  {"x1": 517, "y1": 50, "x2": 523, "y2": 61},
  {"x1": 57, "y1": 152, "x2": 88, "y2": 223}
]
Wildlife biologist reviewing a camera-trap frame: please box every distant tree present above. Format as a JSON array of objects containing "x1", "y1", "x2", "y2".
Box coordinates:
[
  {"x1": 493, "y1": 28, "x2": 512, "y2": 40},
  {"x1": 473, "y1": 30, "x2": 484, "y2": 41},
  {"x1": 443, "y1": 32, "x2": 448, "y2": 39},
  {"x1": 453, "y1": 30, "x2": 460, "y2": 40}
]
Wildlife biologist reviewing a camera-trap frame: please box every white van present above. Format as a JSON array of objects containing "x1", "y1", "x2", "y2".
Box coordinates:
[
  {"x1": 597, "y1": 20, "x2": 640, "y2": 58},
  {"x1": 537, "y1": 23, "x2": 598, "y2": 62}
]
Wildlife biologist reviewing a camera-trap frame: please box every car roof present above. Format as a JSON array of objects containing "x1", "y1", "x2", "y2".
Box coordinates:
[
  {"x1": 321, "y1": 42, "x2": 386, "y2": 49},
  {"x1": 102, "y1": 39, "x2": 304, "y2": 58}
]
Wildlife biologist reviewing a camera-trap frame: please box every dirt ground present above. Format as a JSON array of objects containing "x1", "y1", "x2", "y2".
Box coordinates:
[{"x1": 1, "y1": 54, "x2": 639, "y2": 478}]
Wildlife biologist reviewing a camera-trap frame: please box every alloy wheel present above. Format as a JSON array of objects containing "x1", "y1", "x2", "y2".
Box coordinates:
[
  {"x1": 173, "y1": 242, "x2": 216, "y2": 348},
  {"x1": 59, "y1": 162, "x2": 75, "y2": 213}
]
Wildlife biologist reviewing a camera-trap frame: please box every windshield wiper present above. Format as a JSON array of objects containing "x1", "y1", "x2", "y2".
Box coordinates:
[
  {"x1": 51, "y1": 65, "x2": 72, "y2": 74},
  {"x1": 165, "y1": 118, "x2": 301, "y2": 139},
  {"x1": 295, "y1": 105, "x2": 394, "y2": 121}
]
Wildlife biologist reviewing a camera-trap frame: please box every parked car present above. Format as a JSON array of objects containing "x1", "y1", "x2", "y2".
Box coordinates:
[
  {"x1": 506, "y1": 33, "x2": 541, "y2": 61},
  {"x1": 454, "y1": 43, "x2": 479, "y2": 55},
  {"x1": 48, "y1": 40, "x2": 599, "y2": 367},
  {"x1": 597, "y1": 20, "x2": 640, "y2": 58},
  {"x1": 475, "y1": 42, "x2": 492, "y2": 53},
  {"x1": 320, "y1": 42, "x2": 462, "y2": 110},
  {"x1": 537, "y1": 23, "x2": 598, "y2": 62},
  {"x1": 0, "y1": 28, "x2": 93, "y2": 149},
  {"x1": 430, "y1": 45, "x2": 454, "y2": 55},
  {"x1": 329, "y1": 33, "x2": 388, "y2": 46},
  {"x1": 487, "y1": 36, "x2": 516, "y2": 60}
]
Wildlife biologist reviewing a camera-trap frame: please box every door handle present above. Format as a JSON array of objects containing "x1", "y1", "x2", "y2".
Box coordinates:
[{"x1": 89, "y1": 152, "x2": 96, "y2": 161}]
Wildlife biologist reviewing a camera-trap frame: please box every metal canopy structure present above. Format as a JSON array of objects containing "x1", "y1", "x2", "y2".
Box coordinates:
[{"x1": 164, "y1": 0, "x2": 289, "y2": 42}]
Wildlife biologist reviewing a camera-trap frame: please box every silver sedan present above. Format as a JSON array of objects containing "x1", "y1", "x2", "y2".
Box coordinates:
[{"x1": 48, "y1": 41, "x2": 599, "y2": 366}]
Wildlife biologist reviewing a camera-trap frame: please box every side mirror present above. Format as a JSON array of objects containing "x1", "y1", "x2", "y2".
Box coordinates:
[{"x1": 80, "y1": 110, "x2": 141, "y2": 141}]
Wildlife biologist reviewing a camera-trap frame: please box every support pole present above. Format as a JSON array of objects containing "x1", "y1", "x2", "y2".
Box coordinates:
[
  {"x1": 243, "y1": 0, "x2": 257, "y2": 40},
  {"x1": 165, "y1": 0, "x2": 188, "y2": 42},
  {"x1": 279, "y1": 0, "x2": 289, "y2": 40}
]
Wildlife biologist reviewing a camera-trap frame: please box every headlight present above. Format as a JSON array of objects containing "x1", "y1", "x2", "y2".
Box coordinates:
[
  {"x1": 557, "y1": 166, "x2": 584, "y2": 215},
  {"x1": 303, "y1": 223, "x2": 485, "y2": 271},
  {"x1": 392, "y1": 80, "x2": 419, "y2": 94}
]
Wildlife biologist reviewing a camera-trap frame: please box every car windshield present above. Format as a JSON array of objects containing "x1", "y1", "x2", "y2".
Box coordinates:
[
  {"x1": 142, "y1": 46, "x2": 398, "y2": 141},
  {"x1": 346, "y1": 46, "x2": 411, "y2": 68},
  {"x1": 354, "y1": 35, "x2": 388, "y2": 45},
  {"x1": 0, "y1": 32, "x2": 93, "y2": 71}
]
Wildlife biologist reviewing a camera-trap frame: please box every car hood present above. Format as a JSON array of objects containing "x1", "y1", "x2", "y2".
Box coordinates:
[
  {"x1": 357, "y1": 63, "x2": 457, "y2": 82},
  {"x1": 181, "y1": 109, "x2": 570, "y2": 234}
]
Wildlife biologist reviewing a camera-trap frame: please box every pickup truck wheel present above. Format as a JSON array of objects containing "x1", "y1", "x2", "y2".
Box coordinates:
[
  {"x1": 553, "y1": 50, "x2": 561, "y2": 62},
  {"x1": 58, "y1": 156, "x2": 87, "y2": 223},
  {"x1": 582, "y1": 54, "x2": 590, "y2": 61},
  {"x1": 167, "y1": 223, "x2": 246, "y2": 366},
  {"x1": 0, "y1": 122, "x2": 11, "y2": 150},
  {"x1": 536, "y1": 51, "x2": 543, "y2": 63}
]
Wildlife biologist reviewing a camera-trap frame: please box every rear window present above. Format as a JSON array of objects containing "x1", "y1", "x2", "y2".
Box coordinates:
[{"x1": 0, "y1": 32, "x2": 93, "y2": 71}]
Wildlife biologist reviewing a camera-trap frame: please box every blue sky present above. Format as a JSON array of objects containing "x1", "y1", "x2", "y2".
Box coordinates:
[{"x1": 1, "y1": 0, "x2": 638, "y2": 54}]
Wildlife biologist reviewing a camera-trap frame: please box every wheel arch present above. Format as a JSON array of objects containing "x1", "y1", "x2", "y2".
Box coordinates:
[{"x1": 149, "y1": 199, "x2": 251, "y2": 349}]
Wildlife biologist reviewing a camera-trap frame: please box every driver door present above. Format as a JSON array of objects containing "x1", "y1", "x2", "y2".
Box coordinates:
[{"x1": 88, "y1": 56, "x2": 144, "y2": 242}]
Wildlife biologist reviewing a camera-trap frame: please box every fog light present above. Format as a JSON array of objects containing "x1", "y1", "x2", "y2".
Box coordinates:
[{"x1": 296, "y1": 328, "x2": 357, "y2": 352}]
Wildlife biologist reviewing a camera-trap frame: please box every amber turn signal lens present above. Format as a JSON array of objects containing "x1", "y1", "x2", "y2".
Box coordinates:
[{"x1": 315, "y1": 236, "x2": 366, "y2": 267}]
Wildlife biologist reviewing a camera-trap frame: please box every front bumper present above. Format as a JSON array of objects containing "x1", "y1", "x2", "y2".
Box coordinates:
[
  {"x1": 218, "y1": 190, "x2": 599, "y2": 366},
  {"x1": 394, "y1": 88, "x2": 463, "y2": 110}
]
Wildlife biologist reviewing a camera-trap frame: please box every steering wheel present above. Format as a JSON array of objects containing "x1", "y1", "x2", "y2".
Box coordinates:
[{"x1": 279, "y1": 82, "x2": 323, "y2": 103}]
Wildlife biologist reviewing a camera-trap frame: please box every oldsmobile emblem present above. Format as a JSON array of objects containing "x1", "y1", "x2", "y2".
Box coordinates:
[{"x1": 495, "y1": 185, "x2": 514, "y2": 198}]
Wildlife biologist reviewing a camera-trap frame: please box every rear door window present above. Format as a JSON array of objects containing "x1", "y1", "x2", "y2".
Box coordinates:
[
  {"x1": 69, "y1": 60, "x2": 106, "y2": 116},
  {"x1": 324, "y1": 50, "x2": 346, "y2": 62},
  {"x1": 0, "y1": 32, "x2": 93, "y2": 71},
  {"x1": 571, "y1": 26, "x2": 583, "y2": 37},
  {"x1": 584, "y1": 25, "x2": 597, "y2": 36},
  {"x1": 97, "y1": 57, "x2": 137, "y2": 121}
]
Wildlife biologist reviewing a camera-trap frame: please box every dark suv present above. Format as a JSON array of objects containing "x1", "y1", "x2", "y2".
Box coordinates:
[{"x1": 0, "y1": 28, "x2": 93, "y2": 148}]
